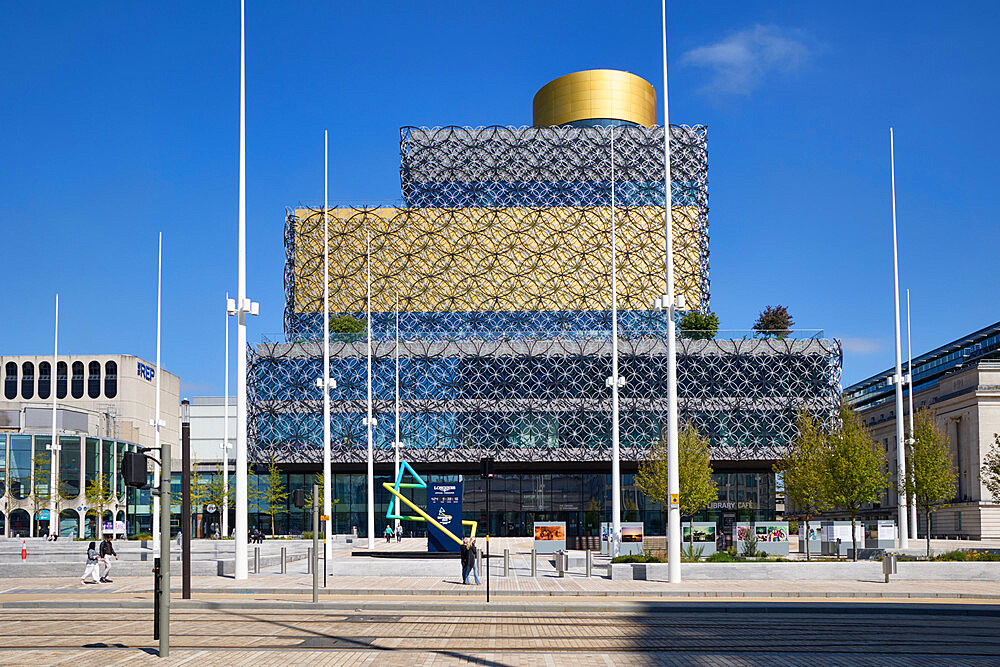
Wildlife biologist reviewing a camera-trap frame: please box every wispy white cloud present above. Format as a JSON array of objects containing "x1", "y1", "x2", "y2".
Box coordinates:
[
  {"x1": 180, "y1": 380, "x2": 214, "y2": 395},
  {"x1": 681, "y1": 24, "x2": 809, "y2": 95},
  {"x1": 840, "y1": 337, "x2": 883, "y2": 355}
]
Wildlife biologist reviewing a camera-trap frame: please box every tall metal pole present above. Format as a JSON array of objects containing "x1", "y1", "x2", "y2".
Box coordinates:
[
  {"x1": 234, "y1": 0, "x2": 250, "y2": 580},
  {"x1": 48, "y1": 294, "x2": 59, "y2": 536},
  {"x1": 365, "y1": 230, "x2": 376, "y2": 548},
  {"x1": 152, "y1": 233, "x2": 164, "y2": 554},
  {"x1": 222, "y1": 293, "x2": 231, "y2": 538},
  {"x1": 158, "y1": 434, "x2": 171, "y2": 656},
  {"x1": 890, "y1": 128, "x2": 910, "y2": 549},
  {"x1": 661, "y1": 0, "x2": 682, "y2": 582},
  {"x1": 322, "y1": 131, "x2": 333, "y2": 561},
  {"x1": 906, "y1": 289, "x2": 917, "y2": 539},
  {"x1": 394, "y1": 293, "x2": 400, "y2": 531},
  {"x1": 181, "y1": 399, "x2": 191, "y2": 599},
  {"x1": 609, "y1": 127, "x2": 622, "y2": 558},
  {"x1": 312, "y1": 483, "x2": 319, "y2": 603}
]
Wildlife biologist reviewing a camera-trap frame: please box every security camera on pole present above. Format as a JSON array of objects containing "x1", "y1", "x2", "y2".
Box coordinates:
[{"x1": 234, "y1": 0, "x2": 260, "y2": 580}]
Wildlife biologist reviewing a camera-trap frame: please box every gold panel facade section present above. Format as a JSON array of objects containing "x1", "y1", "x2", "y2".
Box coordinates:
[
  {"x1": 292, "y1": 206, "x2": 700, "y2": 315},
  {"x1": 533, "y1": 70, "x2": 657, "y2": 127}
]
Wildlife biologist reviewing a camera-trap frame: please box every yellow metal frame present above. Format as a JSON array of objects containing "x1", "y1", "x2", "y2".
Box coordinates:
[{"x1": 383, "y1": 460, "x2": 476, "y2": 545}]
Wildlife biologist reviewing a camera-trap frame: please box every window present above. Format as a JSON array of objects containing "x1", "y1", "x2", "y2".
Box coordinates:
[
  {"x1": 104, "y1": 361, "x2": 118, "y2": 398},
  {"x1": 87, "y1": 361, "x2": 101, "y2": 399},
  {"x1": 4, "y1": 362, "x2": 17, "y2": 400},
  {"x1": 38, "y1": 361, "x2": 51, "y2": 399},
  {"x1": 20, "y1": 362, "x2": 34, "y2": 399},
  {"x1": 59, "y1": 436, "x2": 81, "y2": 498},
  {"x1": 85, "y1": 438, "x2": 99, "y2": 489},
  {"x1": 9, "y1": 435, "x2": 31, "y2": 499},
  {"x1": 56, "y1": 361, "x2": 68, "y2": 399},
  {"x1": 71, "y1": 361, "x2": 84, "y2": 399}
]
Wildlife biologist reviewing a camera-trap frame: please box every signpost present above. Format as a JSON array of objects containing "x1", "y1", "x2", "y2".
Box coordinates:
[{"x1": 481, "y1": 456, "x2": 494, "y2": 603}]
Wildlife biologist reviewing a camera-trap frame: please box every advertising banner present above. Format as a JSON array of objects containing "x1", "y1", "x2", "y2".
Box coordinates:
[
  {"x1": 533, "y1": 521, "x2": 566, "y2": 554},
  {"x1": 427, "y1": 482, "x2": 463, "y2": 553},
  {"x1": 681, "y1": 521, "x2": 719, "y2": 556},
  {"x1": 619, "y1": 521, "x2": 644, "y2": 556},
  {"x1": 734, "y1": 522, "x2": 789, "y2": 556}
]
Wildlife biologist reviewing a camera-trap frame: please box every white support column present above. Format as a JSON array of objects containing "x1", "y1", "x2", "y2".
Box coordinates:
[
  {"x1": 48, "y1": 294, "x2": 59, "y2": 536},
  {"x1": 609, "y1": 127, "x2": 622, "y2": 558},
  {"x1": 889, "y1": 128, "x2": 910, "y2": 549},
  {"x1": 365, "y1": 230, "x2": 376, "y2": 549},
  {"x1": 151, "y1": 233, "x2": 164, "y2": 553},
  {"x1": 906, "y1": 289, "x2": 917, "y2": 539},
  {"x1": 662, "y1": 0, "x2": 682, "y2": 583},
  {"x1": 322, "y1": 130, "x2": 333, "y2": 560},
  {"x1": 222, "y1": 292, "x2": 233, "y2": 538}
]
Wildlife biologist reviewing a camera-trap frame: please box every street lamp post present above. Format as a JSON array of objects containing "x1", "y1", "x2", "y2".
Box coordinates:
[
  {"x1": 889, "y1": 128, "x2": 910, "y2": 549},
  {"x1": 47, "y1": 294, "x2": 60, "y2": 537},
  {"x1": 319, "y1": 130, "x2": 335, "y2": 562},
  {"x1": 151, "y1": 233, "x2": 165, "y2": 554},
  {"x1": 234, "y1": 0, "x2": 260, "y2": 580},
  {"x1": 222, "y1": 294, "x2": 233, "y2": 538},
  {"x1": 394, "y1": 293, "x2": 401, "y2": 531},
  {"x1": 364, "y1": 230, "x2": 376, "y2": 549},
  {"x1": 181, "y1": 399, "x2": 191, "y2": 600},
  {"x1": 906, "y1": 289, "x2": 917, "y2": 539},
  {"x1": 607, "y1": 127, "x2": 624, "y2": 558},
  {"x1": 659, "y1": 0, "x2": 682, "y2": 583}
]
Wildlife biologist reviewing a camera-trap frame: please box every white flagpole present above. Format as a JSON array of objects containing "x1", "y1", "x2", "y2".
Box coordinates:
[
  {"x1": 906, "y1": 289, "x2": 917, "y2": 539},
  {"x1": 234, "y1": 0, "x2": 251, "y2": 579},
  {"x1": 662, "y1": 0, "x2": 682, "y2": 583},
  {"x1": 890, "y1": 127, "x2": 910, "y2": 549},
  {"x1": 394, "y1": 293, "x2": 400, "y2": 530},
  {"x1": 609, "y1": 127, "x2": 622, "y2": 558},
  {"x1": 322, "y1": 130, "x2": 333, "y2": 560},
  {"x1": 366, "y1": 230, "x2": 376, "y2": 549},
  {"x1": 222, "y1": 292, "x2": 232, "y2": 538},
  {"x1": 152, "y1": 233, "x2": 164, "y2": 553},
  {"x1": 49, "y1": 294, "x2": 59, "y2": 536}
]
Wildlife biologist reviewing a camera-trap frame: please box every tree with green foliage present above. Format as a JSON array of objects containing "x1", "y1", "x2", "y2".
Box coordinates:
[
  {"x1": 84, "y1": 477, "x2": 112, "y2": 536},
  {"x1": 637, "y1": 424, "x2": 717, "y2": 557},
  {"x1": 329, "y1": 315, "x2": 366, "y2": 335},
  {"x1": 903, "y1": 409, "x2": 957, "y2": 557},
  {"x1": 192, "y1": 464, "x2": 234, "y2": 534},
  {"x1": 823, "y1": 400, "x2": 887, "y2": 560},
  {"x1": 261, "y1": 460, "x2": 289, "y2": 537},
  {"x1": 30, "y1": 453, "x2": 52, "y2": 536},
  {"x1": 981, "y1": 434, "x2": 1000, "y2": 503},
  {"x1": 753, "y1": 305, "x2": 794, "y2": 339},
  {"x1": 678, "y1": 311, "x2": 720, "y2": 340},
  {"x1": 774, "y1": 409, "x2": 829, "y2": 560}
]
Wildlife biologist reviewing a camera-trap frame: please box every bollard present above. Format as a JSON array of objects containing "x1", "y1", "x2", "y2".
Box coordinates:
[
  {"x1": 503, "y1": 548, "x2": 510, "y2": 577},
  {"x1": 530, "y1": 548, "x2": 537, "y2": 578},
  {"x1": 882, "y1": 553, "x2": 897, "y2": 583},
  {"x1": 306, "y1": 547, "x2": 312, "y2": 573},
  {"x1": 556, "y1": 550, "x2": 565, "y2": 578},
  {"x1": 254, "y1": 547, "x2": 260, "y2": 574},
  {"x1": 280, "y1": 547, "x2": 286, "y2": 574},
  {"x1": 586, "y1": 550, "x2": 592, "y2": 578}
]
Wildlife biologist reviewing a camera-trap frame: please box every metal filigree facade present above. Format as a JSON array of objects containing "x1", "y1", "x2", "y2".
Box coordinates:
[
  {"x1": 285, "y1": 124, "x2": 709, "y2": 338},
  {"x1": 249, "y1": 335, "x2": 841, "y2": 464}
]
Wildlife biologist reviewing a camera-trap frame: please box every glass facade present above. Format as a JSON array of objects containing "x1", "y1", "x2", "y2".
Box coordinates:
[
  {"x1": 9, "y1": 435, "x2": 31, "y2": 499},
  {"x1": 0, "y1": 434, "x2": 5, "y2": 497},
  {"x1": 59, "y1": 436, "x2": 81, "y2": 497}
]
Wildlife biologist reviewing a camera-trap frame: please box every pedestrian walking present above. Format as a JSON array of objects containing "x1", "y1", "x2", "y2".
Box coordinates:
[
  {"x1": 460, "y1": 537, "x2": 471, "y2": 584},
  {"x1": 98, "y1": 534, "x2": 118, "y2": 583},
  {"x1": 384, "y1": 524, "x2": 393, "y2": 543},
  {"x1": 395, "y1": 523, "x2": 402, "y2": 543},
  {"x1": 468, "y1": 537, "x2": 482, "y2": 585},
  {"x1": 81, "y1": 542, "x2": 100, "y2": 584}
]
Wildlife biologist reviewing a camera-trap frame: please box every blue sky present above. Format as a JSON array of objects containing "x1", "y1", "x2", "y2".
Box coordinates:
[{"x1": 2, "y1": 2, "x2": 997, "y2": 395}]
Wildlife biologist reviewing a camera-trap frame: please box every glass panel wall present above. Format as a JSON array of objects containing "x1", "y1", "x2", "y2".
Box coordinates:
[
  {"x1": 59, "y1": 436, "x2": 81, "y2": 498},
  {"x1": 0, "y1": 434, "x2": 6, "y2": 497},
  {"x1": 85, "y1": 438, "x2": 99, "y2": 491},
  {"x1": 9, "y1": 435, "x2": 31, "y2": 499},
  {"x1": 116, "y1": 442, "x2": 126, "y2": 500},
  {"x1": 34, "y1": 436, "x2": 51, "y2": 500},
  {"x1": 102, "y1": 440, "x2": 114, "y2": 498}
]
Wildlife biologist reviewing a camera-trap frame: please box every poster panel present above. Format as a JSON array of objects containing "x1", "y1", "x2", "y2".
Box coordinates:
[
  {"x1": 533, "y1": 521, "x2": 566, "y2": 554},
  {"x1": 619, "y1": 521, "x2": 644, "y2": 555},
  {"x1": 427, "y1": 482, "x2": 463, "y2": 553}
]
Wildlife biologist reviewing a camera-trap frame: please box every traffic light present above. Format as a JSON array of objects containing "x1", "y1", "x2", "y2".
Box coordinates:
[
  {"x1": 292, "y1": 488, "x2": 307, "y2": 508},
  {"x1": 480, "y1": 456, "x2": 495, "y2": 479},
  {"x1": 122, "y1": 451, "x2": 148, "y2": 488}
]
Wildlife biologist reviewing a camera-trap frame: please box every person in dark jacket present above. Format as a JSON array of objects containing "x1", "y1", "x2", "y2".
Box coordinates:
[
  {"x1": 81, "y1": 542, "x2": 100, "y2": 584},
  {"x1": 99, "y1": 535, "x2": 118, "y2": 583},
  {"x1": 460, "y1": 538, "x2": 471, "y2": 584}
]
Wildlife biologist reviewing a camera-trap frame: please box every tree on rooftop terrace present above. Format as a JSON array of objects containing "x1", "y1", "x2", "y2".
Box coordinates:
[
  {"x1": 902, "y1": 409, "x2": 957, "y2": 558},
  {"x1": 329, "y1": 315, "x2": 366, "y2": 335},
  {"x1": 753, "y1": 305, "x2": 794, "y2": 339},
  {"x1": 678, "y1": 311, "x2": 719, "y2": 340}
]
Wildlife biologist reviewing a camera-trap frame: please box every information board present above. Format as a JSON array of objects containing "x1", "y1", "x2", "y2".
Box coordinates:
[
  {"x1": 533, "y1": 521, "x2": 567, "y2": 554},
  {"x1": 427, "y1": 482, "x2": 463, "y2": 553}
]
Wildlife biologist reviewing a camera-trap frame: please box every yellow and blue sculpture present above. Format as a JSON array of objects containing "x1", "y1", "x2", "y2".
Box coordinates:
[{"x1": 382, "y1": 460, "x2": 476, "y2": 545}]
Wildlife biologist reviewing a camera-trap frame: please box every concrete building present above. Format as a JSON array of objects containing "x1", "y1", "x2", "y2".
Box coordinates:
[
  {"x1": 0, "y1": 354, "x2": 180, "y2": 538},
  {"x1": 845, "y1": 321, "x2": 1000, "y2": 538}
]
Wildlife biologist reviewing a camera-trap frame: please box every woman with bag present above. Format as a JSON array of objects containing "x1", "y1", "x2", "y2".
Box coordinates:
[{"x1": 81, "y1": 542, "x2": 100, "y2": 584}]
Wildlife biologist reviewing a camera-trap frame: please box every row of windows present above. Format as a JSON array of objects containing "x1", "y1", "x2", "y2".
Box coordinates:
[
  {"x1": 3, "y1": 360, "x2": 117, "y2": 401},
  {"x1": 0, "y1": 433, "x2": 132, "y2": 501}
]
